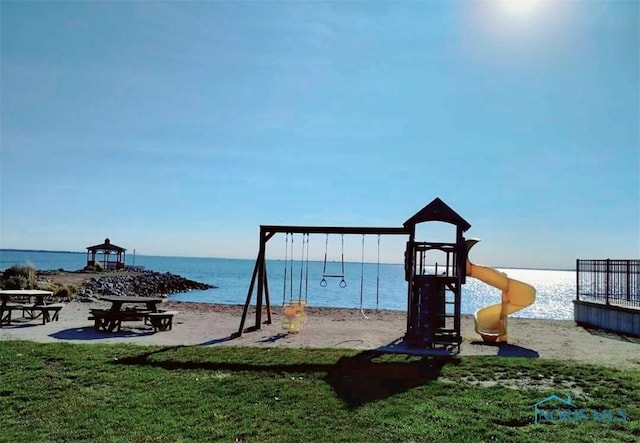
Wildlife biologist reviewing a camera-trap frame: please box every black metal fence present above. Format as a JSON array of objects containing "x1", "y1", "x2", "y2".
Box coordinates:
[{"x1": 576, "y1": 259, "x2": 640, "y2": 308}]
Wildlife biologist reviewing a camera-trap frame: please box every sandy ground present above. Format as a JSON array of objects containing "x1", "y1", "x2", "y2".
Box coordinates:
[{"x1": 1, "y1": 299, "x2": 639, "y2": 369}]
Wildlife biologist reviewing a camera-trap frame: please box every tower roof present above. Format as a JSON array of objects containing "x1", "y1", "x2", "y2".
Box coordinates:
[{"x1": 403, "y1": 197, "x2": 471, "y2": 231}]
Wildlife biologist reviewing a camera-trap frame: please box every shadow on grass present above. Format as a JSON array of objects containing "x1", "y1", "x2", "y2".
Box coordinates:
[
  {"x1": 326, "y1": 351, "x2": 457, "y2": 407},
  {"x1": 112, "y1": 346, "x2": 456, "y2": 408},
  {"x1": 469, "y1": 341, "x2": 540, "y2": 358},
  {"x1": 49, "y1": 327, "x2": 156, "y2": 340}
]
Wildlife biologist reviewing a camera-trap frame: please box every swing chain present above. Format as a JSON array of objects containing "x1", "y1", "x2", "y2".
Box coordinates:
[
  {"x1": 304, "y1": 234, "x2": 310, "y2": 302},
  {"x1": 282, "y1": 233, "x2": 289, "y2": 306},
  {"x1": 360, "y1": 234, "x2": 369, "y2": 319},
  {"x1": 320, "y1": 234, "x2": 329, "y2": 287},
  {"x1": 376, "y1": 234, "x2": 381, "y2": 311},
  {"x1": 289, "y1": 232, "x2": 294, "y2": 301},
  {"x1": 297, "y1": 233, "x2": 304, "y2": 301}
]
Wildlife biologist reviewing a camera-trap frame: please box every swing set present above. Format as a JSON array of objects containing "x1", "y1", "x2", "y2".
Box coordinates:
[
  {"x1": 233, "y1": 198, "x2": 472, "y2": 355},
  {"x1": 278, "y1": 232, "x2": 384, "y2": 332},
  {"x1": 235, "y1": 225, "x2": 410, "y2": 336}
]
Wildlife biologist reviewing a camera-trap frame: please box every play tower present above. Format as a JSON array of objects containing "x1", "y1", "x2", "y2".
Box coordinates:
[{"x1": 401, "y1": 198, "x2": 471, "y2": 352}]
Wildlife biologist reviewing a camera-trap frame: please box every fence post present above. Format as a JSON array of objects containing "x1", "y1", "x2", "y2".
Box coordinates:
[
  {"x1": 605, "y1": 259, "x2": 610, "y2": 305},
  {"x1": 627, "y1": 259, "x2": 631, "y2": 302},
  {"x1": 575, "y1": 259, "x2": 580, "y2": 302}
]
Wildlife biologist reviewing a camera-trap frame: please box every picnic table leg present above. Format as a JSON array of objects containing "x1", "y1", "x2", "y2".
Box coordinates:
[
  {"x1": 0, "y1": 302, "x2": 10, "y2": 327},
  {"x1": 107, "y1": 319, "x2": 121, "y2": 332},
  {"x1": 95, "y1": 317, "x2": 114, "y2": 332},
  {"x1": 42, "y1": 309, "x2": 50, "y2": 325},
  {"x1": 24, "y1": 308, "x2": 43, "y2": 320}
]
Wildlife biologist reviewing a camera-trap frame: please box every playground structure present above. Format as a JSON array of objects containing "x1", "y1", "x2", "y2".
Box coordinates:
[{"x1": 233, "y1": 198, "x2": 536, "y2": 353}]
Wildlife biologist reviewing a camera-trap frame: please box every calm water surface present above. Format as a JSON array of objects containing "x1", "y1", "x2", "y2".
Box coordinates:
[{"x1": 0, "y1": 250, "x2": 575, "y2": 320}]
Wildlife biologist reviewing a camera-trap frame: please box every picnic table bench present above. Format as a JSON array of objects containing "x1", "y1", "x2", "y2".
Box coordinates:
[
  {"x1": 146, "y1": 311, "x2": 179, "y2": 331},
  {"x1": 88, "y1": 308, "x2": 146, "y2": 332},
  {"x1": 90, "y1": 296, "x2": 177, "y2": 332},
  {"x1": 23, "y1": 303, "x2": 64, "y2": 324}
]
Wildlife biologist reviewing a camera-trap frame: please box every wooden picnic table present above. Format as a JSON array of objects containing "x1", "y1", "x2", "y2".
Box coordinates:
[
  {"x1": 0, "y1": 289, "x2": 62, "y2": 327},
  {"x1": 100, "y1": 295, "x2": 164, "y2": 313},
  {"x1": 0, "y1": 289, "x2": 52, "y2": 304},
  {"x1": 92, "y1": 296, "x2": 166, "y2": 332}
]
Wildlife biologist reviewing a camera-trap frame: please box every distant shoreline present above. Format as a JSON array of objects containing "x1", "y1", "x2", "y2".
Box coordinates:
[{"x1": 1, "y1": 248, "x2": 83, "y2": 254}]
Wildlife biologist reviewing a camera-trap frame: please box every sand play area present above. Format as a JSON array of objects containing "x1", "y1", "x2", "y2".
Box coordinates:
[{"x1": 1, "y1": 298, "x2": 639, "y2": 370}]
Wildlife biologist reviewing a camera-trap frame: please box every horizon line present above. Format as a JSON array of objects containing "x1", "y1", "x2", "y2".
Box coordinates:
[{"x1": 0, "y1": 248, "x2": 576, "y2": 272}]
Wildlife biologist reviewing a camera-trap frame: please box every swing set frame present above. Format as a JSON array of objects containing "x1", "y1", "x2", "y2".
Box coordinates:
[{"x1": 233, "y1": 224, "x2": 411, "y2": 338}]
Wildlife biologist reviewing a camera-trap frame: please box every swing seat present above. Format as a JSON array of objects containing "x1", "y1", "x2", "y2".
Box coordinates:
[
  {"x1": 282, "y1": 311, "x2": 307, "y2": 332},
  {"x1": 282, "y1": 301, "x2": 308, "y2": 333},
  {"x1": 283, "y1": 301, "x2": 305, "y2": 317},
  {"x1": 282, "y1": 316, "x2": 301, "y2": 333}
]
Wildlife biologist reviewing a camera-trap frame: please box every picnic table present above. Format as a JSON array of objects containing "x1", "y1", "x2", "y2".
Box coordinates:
[
  {"x1": 91, "y1": 296, "x2": 176, "y2": 332},
  {"x1": 101, "y1": 295, "x2": 163, "y2": 313},
  {"x1": 0, "y1": 289, "x2": 63, "y2": 327}
]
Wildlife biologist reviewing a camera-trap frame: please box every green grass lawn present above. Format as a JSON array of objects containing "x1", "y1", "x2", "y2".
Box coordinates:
[{"x1": 0, "y1": 341, "x2": 638, "y2": 442}]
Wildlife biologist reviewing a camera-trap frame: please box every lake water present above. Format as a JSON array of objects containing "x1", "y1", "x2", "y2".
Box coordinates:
[{"x1": 0, "y1": 249, "x2": 576, "y2": 320}]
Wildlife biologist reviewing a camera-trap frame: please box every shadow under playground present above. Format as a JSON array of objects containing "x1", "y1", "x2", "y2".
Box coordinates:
[
  {"x1": 112, "y1": 338, "x2": 541, "y2": 408},
  {"x1": 112, "y1": 345, "x2": 458, "y2": 408}
]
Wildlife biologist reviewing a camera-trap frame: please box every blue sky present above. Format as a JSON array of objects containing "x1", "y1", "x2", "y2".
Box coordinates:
[{"x1": 1, "y1": 0, "x2": 638, "y2": 269}]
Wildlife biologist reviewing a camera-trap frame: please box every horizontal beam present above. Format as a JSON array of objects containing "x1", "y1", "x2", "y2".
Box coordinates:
[{"x1": 260, "y1": 225, "x2": 411, "y2": 236}]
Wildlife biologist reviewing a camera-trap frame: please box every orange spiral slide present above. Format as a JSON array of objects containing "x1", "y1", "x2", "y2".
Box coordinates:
[{"x1": 466, "y1": 239, "x2": 536, "y2": 342}]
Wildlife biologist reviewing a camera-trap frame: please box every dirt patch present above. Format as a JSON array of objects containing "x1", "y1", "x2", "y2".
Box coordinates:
[{"x1": 38, "y1": 271, "x2": 135, "y2": 287}]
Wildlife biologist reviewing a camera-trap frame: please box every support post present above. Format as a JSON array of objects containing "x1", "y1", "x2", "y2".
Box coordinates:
[
  {"x1": 255, "y1": 229, "x2": 267, "y2": 328},
  {"x1": 263, "y1": 258, "x2": 272, "y2": 324},
  {"x1": 405, "y1": 226, "x2": 415, "y2": 336},
  {"x1": 232, "y1": 254, "x2": 261, "y2": 338}
]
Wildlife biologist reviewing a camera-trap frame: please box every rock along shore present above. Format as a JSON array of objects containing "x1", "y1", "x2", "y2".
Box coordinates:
[{"x1": 38, "y1": 269, "x2": 217, "y2": 299}]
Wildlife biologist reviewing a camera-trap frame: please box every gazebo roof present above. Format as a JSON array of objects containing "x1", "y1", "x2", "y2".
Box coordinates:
[
  {"x1": 86, "y1": 238, "x2": 126, "y2": 252},
  {"x1": 403, "y1": 197, "x2": 471, "y2": 231}
]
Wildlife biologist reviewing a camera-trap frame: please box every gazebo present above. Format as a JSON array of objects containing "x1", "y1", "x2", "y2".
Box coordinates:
[{"x1": 86, "y1": 238, "x2": 126, "y2": 270}]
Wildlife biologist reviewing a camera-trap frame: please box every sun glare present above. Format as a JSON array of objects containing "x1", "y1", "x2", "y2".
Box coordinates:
[{"x1": 501, "y1": 0, "x2": 542, "y2": 17}]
